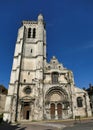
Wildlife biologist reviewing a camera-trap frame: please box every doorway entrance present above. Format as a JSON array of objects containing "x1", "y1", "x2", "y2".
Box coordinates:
[
  {"x1": 23, "y1": 102, "x2": 30, "y2": 120},
  {"x1": 26, "y1": 110, "x2": 30, "y2": 120},
  {"x1": 50, "y1": 103, "x2": 62, "y2": 119}
]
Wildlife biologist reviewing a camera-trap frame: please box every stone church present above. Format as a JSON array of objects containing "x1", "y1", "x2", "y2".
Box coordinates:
[{"x1": 3, "y1": 14, "x2": 92, "y2": 123}]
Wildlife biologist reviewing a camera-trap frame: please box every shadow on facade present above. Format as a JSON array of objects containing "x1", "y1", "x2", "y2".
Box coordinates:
[{"x1": 0, "y1": 122, "x2": 26, "y2": 130}]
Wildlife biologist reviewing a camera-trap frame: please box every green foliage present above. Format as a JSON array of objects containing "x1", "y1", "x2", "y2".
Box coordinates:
[
  {"x1": 0, "y1": 85, "x2": 7, "y2": 94},
  {"x1": 0, "y1": 113, "x2": 3, "y2": 124}
]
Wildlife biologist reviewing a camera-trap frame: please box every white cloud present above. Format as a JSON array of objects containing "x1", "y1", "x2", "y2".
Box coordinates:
[
  {"x1": 82, "y1": 41, "x2": 93, "y2": 49},
  {"x1": 78, "y1": 41, "x2": 93, "y2": 52}
]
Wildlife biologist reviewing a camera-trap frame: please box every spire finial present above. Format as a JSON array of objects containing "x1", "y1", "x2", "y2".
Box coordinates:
[{"x1": 38, "y1": 14, "x2": 43, "y2": 21}]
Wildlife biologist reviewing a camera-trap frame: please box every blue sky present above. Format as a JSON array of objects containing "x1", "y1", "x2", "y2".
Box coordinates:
[{"x1": 0, "y1": 0, "x2": 93, "y2": 89}]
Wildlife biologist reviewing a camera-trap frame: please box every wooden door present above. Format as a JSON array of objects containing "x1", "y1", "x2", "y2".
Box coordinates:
[
  {"x1": 50, "y1": 103, "x2": 55, "y2": 119},
  {"x1": 57, "y1": 103, "x2": 62, "y2": 119}
]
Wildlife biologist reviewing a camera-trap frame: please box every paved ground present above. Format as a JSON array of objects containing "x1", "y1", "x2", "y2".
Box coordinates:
[
  {"x1": 0, "y1": 122, "x2": 63, "y2": 130},
  {"x1": 63, "y1": 122, "x2": 93, "y2": 130},
  {"x1": 0, "y1": 118, "x2": 93, "y2": 130}
]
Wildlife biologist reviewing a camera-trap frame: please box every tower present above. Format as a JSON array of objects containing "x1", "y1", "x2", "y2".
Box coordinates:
[{"x1": 4, "y1": 14, "x2": 46, "y2": 122}]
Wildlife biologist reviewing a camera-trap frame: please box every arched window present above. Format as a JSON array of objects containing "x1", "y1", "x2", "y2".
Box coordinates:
[
  {"x1": 52, "y1": 72, "x2": 59, "y2": 84},
  {"x1": 77, "y1": 97, "x2": 83, "y2": 107},
  {"x1": 28, "y1": 28, "x2": 31, "y2": 38},
  {"x1": 33, "y1": 28, "x2": 36, "y2": 38}
]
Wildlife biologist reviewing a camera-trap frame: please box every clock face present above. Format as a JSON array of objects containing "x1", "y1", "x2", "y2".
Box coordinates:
[{"x1": 24, "y1": 86, "x2": 31, "y2": 94}]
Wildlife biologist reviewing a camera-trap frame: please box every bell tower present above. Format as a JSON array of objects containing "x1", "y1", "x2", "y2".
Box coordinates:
[{"x1": 4, "y1": 14, "x2": 46, "y2": 122}]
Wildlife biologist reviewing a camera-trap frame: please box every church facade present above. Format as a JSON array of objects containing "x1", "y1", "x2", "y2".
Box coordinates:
[{"x1": 4, "y1": 14, "x2": 92, "y2": 123}]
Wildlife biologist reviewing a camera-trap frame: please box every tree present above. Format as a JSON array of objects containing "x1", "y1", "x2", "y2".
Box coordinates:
[{"x1": 0, "y1": 85, "x2": 7, "y2": 95}]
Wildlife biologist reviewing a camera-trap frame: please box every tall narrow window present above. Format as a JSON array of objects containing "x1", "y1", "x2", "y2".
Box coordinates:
[
  {"x1": 24, "y1": 79, "x2": 26, "y2": 83},
  {"x1": 31, "y1": 49, "x2": 33, "y2": 53},
  {"x1": 52, "y1": 72, "x2": 59, "y2": 84},
  {"x1": 33, "y1": 28, "x2": 36, "y2": 38},
  {"x1": 77, "y1": 97, "x2": 83, "y2": 107},
  {"x1": 28, "y1": 28, "x2": 31, "y2": 38}
]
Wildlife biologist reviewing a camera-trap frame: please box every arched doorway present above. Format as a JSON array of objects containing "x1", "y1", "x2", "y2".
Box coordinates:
[
  {"x1": 50, "y1": 103, "x2": 55, "y2": 119},
  {"x1": 45, "y1": 86, "x2": 68, "y2": 120},
  {"x1": 23, "y1": 102, "x2": 30, "y2": 120},
  {"x1": 50, "y1": 93, "x2": 62, "y2": 119}
]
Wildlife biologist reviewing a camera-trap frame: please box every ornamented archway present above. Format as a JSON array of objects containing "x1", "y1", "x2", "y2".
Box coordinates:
[{"x1": 45, "y1": 87, "x2": 69, "y2": 119}]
